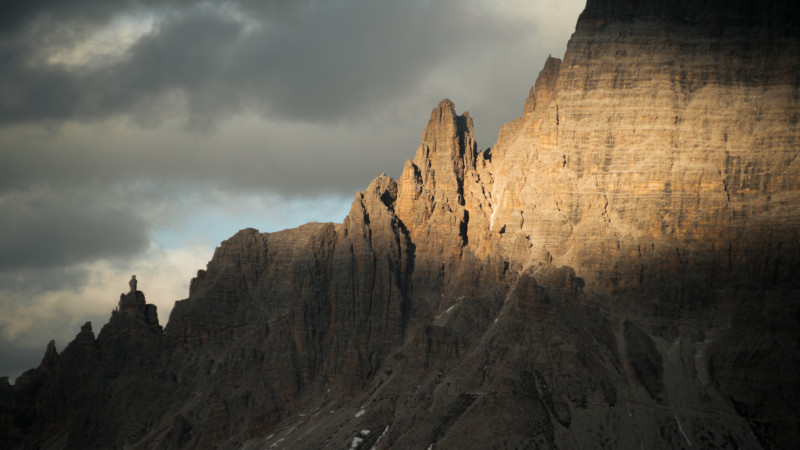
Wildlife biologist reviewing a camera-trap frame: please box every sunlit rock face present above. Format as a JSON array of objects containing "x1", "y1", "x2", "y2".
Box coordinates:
[
  {"x1": 486, "y1": 0, "x2": 800, "y2": 302},
  {"x1": 2, "y1": 0, "x2": 799, "y2": 449}
]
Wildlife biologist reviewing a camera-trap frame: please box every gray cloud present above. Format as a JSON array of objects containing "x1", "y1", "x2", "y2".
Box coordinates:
[
  {"x1": 0, "y1": 309, "x2": 109, "y2": 382},
  {"x1": 0, "y1": 265, "x2": 91, "y2": 297},
  {"x1": 0, "y1": 0, "x2": 125, "y2": 32},
  {"x1": 0, "y1": 118, "x2": 414, "y2": 199},
  {"x1": 1, "y1": 0, "x2": 542, "y2": 128},
  {"x1": 0, "y1": 186, "x2": 150, "y2": 270},
  {"x1": 1, "y1": 0, "x2": 585, "y2": 198},
  {"x1": 0, "y1": 343, "x2": 46, "y2": 383}
]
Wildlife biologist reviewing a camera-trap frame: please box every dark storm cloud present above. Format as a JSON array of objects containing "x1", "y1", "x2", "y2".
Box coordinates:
[
  {"x1": 0, "y1": 187, "x2": 149, "y2": 270},
  {"x1": 0, "y1": 344, "x2": 42, "y2": 380},
  {"x1": 0, "y1": 118, "x2": 412, "y2": 199},
  {"x1": 0, "y1": 0, "x2": 124, "y2": 32},
  {"x1": 0, "y1": 309, "x2": 109, "y2": 382},
  {"x1": 0, "y1": 5, "x2": 242, "y2": 125},
  {"x1": 0, "y1": 0, "x2": 525, "y2": 127},
  {"x1": 0, "y1": 0, "x2": 285, "y2": 31}
]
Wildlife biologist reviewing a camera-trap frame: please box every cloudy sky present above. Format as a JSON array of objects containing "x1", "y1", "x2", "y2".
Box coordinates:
[{"x1": 0, "y1": 0, "x2": 585, "y2": 380}]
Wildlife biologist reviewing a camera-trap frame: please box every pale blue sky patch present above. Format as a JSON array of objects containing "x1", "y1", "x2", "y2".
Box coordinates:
[{"x1": 152, "y1": 192, "x2": 352, "y2": 250}]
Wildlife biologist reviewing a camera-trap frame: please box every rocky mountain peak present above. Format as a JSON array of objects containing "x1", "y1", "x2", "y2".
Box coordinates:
[
  {"x1": 524, "y1": 55, "x2": 561, "y2": 115},
  {"x1": 395, "y1": 99, "x2": 480, "y2": 244},
  {"x1": 408, "y1": 98, "x2": 478, "y2": 209},
  {"x1": 114, "y1": 283, "x2": 160, "y2": 329},
  {"x1": 38, "y1": 340, "x2": 59, "y2": 375}
]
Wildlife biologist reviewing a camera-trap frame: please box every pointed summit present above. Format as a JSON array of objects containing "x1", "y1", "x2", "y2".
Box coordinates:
[
  {"x1": 396, "y1": 99, "x2": 479, "y2": 241},
  {"x1": 415, "y1": 98, "x2": 476, "y2": 172},
  {"x1": 114, "y1": 277, "x2": 160, "y2": 329},
  {"x1": 524, "y1": 56, "x2": 561, "y2": 114}
]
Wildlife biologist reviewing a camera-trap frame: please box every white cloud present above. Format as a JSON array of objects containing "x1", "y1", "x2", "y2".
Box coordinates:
[
  {"x1": 85, "y1": 242, "x2": 213, "y2": 325},
  {"x1": 44, "y1": 13, "x2": 158, "y2": 69},
  {"x1": 477, "y1": 0, "x2": 584, "y2": 48}
]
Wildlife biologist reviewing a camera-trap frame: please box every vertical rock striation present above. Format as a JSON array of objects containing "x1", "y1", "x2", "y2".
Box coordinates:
[
  {"x1": 486, "y1": 0, "x2": 800, "y2": 304},
  {"x1": 395, "y1": 99, "x2": 505, "y2": 313}
]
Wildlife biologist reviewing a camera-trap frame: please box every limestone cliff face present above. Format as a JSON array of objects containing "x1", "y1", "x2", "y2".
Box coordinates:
[
  {"x1": 485, "y1": 0, "x2": 800, "y2": 302},
  {"x1": 2, "y1": 0, "x2": 799, "y2": 449},
  {"x1": 395, "y1": 99, "x2": 505, "y2": 313}
]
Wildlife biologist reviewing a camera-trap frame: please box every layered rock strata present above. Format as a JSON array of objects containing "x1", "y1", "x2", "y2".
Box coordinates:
[{"x1": 487, "y1": 1, "x2": 800, "y2": 303}]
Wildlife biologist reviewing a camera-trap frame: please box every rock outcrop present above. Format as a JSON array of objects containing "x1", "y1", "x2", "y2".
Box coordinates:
[
  {"x1": 2, "y1": 289, "x2": 170, "y2": 449},
  {"x1": 2, "y1": 0, "x2": 799, "y2": 448}
]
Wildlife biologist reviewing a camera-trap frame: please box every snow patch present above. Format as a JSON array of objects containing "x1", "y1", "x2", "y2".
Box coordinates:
[
  {"x1": 351, "y1": 436, "x2": 364, "y2": 449},
  {"x1": 370, "y1": 426, "x2": 390, "y2": 450},
  {"x1": 355, "y1": 409, "x2": 366, "y2": 418},
  {"x1": 674, "y1": 414, "x2": 692, "y2": 447}
]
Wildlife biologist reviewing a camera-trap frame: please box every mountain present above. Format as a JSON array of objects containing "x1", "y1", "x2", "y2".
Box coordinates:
[{"x1": 2, "y1": 0, "x2": 799, "y2": 448}]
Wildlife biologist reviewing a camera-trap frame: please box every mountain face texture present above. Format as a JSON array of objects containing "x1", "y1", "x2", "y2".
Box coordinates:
[{"x1": 3, "y1": 0, "x2": 800, "y2": 448}]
